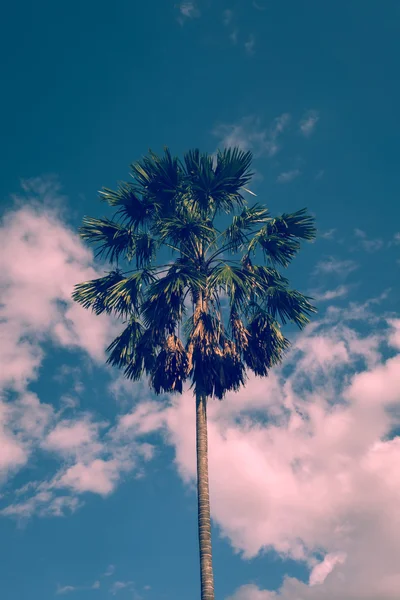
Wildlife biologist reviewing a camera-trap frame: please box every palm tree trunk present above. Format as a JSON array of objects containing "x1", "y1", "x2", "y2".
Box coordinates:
[{"x1": 196, "y1": 391, "x2": 215, "y2": 600}]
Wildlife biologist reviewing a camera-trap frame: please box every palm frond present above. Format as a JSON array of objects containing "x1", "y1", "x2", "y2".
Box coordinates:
[
  {"x1": 220, "y1": 203, "x2": 270, "y2": 252},
  {"x1": 123, "y1": 328, "x2": 159, "y2": 381},
  {"x1": 131, "y1": 232, "x2": 158, "y2": 268},
  {"x1": 263, "y1": 286, "x2": 317, "y2": 328},
  {"x1": 229, "y1": 310, "x2": 250, "y2": 352},
  {"x1": 211, "y1": 148, "x2": 254, "y2": 214},
  {"x1": 72, "y1": 270, "x2": 124, "y2": 315},
  {"x1": 182, "y1": 147, "x2": 253, "y2": 217},
  {"x1": 130, "y1": 148, "x2": 182, "y2": 215},
  {"x1": 99, "y1": 183, "x2": 155, "y2": 230},
  {"x1": 208, "y1": 263, "x2": 256, "y2": 312},
  {"x1": 102, "y1": 269, "x2": 156, "y2": 318},
  {"x1": 248, "y1": 208, "x2": 316, "y2": 267},
  {"x1": 79, "y1": 217, "x2": 134, "y2": 263},
  {"x1": 243, "y1": 311, "x2": 290, "y2": 376},
  {"x1": 151, "y1": 335, "x2": 190, "y2": 394},
  {"x1": 142, "y1": 262, "x2": 204, "y2": 334},
  {"x1": 156, "y1": 214, "x2": 216, "y2": 256},
  {"x1": 105, "y1": 317, "x2": 144, "y2": 371}
]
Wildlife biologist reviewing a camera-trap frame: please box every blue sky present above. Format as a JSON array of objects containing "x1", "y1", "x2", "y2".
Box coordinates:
[{"x1": 1, "y1": 1, "x2": 400, "y2": 599}]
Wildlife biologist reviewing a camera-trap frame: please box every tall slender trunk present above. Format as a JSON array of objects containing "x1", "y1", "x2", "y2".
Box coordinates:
[{"x1": 196, "y1": 391, "x2": 215, "y2": 600}]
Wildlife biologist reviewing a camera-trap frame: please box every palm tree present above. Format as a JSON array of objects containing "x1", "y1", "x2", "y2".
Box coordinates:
[{"x1": 72, "y1": 148, "x2": 316, "y2": 600}]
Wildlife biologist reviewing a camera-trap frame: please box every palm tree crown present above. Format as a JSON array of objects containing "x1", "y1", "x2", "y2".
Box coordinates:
[{"x1": 73, "y1": 147, "x2": 316, "y2": 400}]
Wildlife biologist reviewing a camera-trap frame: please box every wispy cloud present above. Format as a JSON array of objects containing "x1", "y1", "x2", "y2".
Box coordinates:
[
  {"x1": 299, "y1": 109, "x2": 320, "y2": 137},
  {"x1": 320, "y1": 228, "x2": 336, "y2": 240},
  {"x1": 103, "y1": 565, "x2": 115, "y2": 577},
  {"x1": 56, "y1": 586, "x2": 76, "y2": 595},
  {"x1": 277, "y1": 169, "x2": 301, "y2": 183},
  {"x1": 310, "y1": 285, "x2": 349, "y2": 302},
  {"x1": 244, "y1": 34, "x2": 255, "y2": 55},
  {"x1": 177, "y1": 2, "x2": 200, "y2": 24},
  {"x1": 314, "y1": 256, "x2": 358, "y2": 277},
  {"x1": 354, "y1": 228, "x2": 383, "y2": 253},
  {"x1": 56, "y1": 580, "x2": 101, "y2": 595},
  {"x1": 213, "y1": 113, "x2": 290, "y2": 157},
  {"x1": 110, "y1": 581, "x2": 135, "y2": 596}
]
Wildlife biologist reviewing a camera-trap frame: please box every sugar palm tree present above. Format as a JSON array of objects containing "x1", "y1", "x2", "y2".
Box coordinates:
[{"x1": 72, "y1": 148, "x2": 316, "y2": 600}]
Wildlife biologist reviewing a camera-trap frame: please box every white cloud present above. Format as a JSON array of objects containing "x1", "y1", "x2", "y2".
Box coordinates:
[
  {"x1": 110, "y1": 581, "x2": 135, "y2": 596},
  {"x1": 320, "y1": 228, "x2": 336, "y2": 240},
  {"x1": 42, "y1": 418, "x2": 102, "y2": 455},
  {"x1": 103, "y1": 564, "x2": 115, "y2": 577},
  {"x1": 354, "y1": 228, "x2": 384, "y2": 253},
  {"x1": 57, "y1": 459, "x2": 123, "y2": 496},
  {"x1": 299, "y1": 110, "x2": 320, "y2": 137},
  {"x1": 213, "y1": 114, "x2": 290, "y2": 157},
  {"x1": 314, "y1": 256, "x2": 358, "y2": 277},
  {"x1": 276, "y1": 169, "x2": 301, "y2": 183},
  {"x1": 56, "y1": 585, "x2": 76, "y2": 595},
  {"x1": 310, "y1": 285, "x2": 349, "y2": 302},
  {"x1": 0, "y1": 180, "x2": 157, "y2": 517}
]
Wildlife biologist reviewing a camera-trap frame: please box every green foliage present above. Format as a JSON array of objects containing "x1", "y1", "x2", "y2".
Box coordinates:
[{"x1": 72, "y1": 147, "x2": 317, "y2": 399}]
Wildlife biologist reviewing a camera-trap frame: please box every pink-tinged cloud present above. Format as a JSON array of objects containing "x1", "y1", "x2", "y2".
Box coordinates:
[
  {"x1": 0, "y1": 180, "x2": 120, "y2": 396},
  {"x1": 43, "y1": 419, "x2": 100, "y2": 453},
  {"x1": 57, "y1": 459, "x2": 122, "y2": 496},
  {"x1": 148, "y1": 312, "x2": 400, "y2": 599}
]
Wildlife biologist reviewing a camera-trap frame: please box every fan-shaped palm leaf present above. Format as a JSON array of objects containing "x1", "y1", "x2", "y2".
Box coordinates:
[
  {"x1": 248, "y1": 208, "x2": 316, "y2": 267},
  {"x1": 72, "y1": 270, "x2": 124, "y2": 315},
  {"x1": 79, "y1": 216, "x2": 134, "y2": 263}
]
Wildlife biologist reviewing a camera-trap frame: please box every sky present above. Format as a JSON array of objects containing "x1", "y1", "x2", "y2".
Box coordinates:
[{"x1": 1, "y1": 1, "x2": 400, "y2": 599}]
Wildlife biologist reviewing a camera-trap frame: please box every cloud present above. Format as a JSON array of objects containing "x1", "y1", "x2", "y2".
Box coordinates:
[
  {"x1": 308, "y1": 552, "x2": 347, "y2": 586},
  {"x1": 103, "y1": 564, "x2": 116, "y2": 577},
  {"x1": 392, "y1": 232, "x2": 400, "y2": 245},
  {"x1": 276, "y1": 169, "x2": 301, "y2": 183},
  {"x1": 57, "y1": 459, "x2": 123, "y2": 496},
  {"x1": 213, "y1": 114, "x2": 290, "y2": 157},
  {"x1": 56, "y1": 585, "x2": 77, "y2": 595},
  {"x1": 42, "y1": 418, "x2": 101, "y2": 454},
  {"x1": 354, "y1": 228, "x2": 383, "y2": 253},
  {"x1": 310, "y1": 285, "x2": 349, "y2": 302},
  {"x1": 177, "y1": 2, "x2": 200, "y2": 23},
  {"x1": 299, "y1": 110, "x2": 320, "y2": 137},
  {"x1": 55, "y1": 580, "x2": 101, "y2": 595},
  {"x1": 244, "y1": 34, "x2": 255, "y2": 55},
  {"x1": 0, "y1": 179, "x2": 157, "y2": 518},
  {"x1": 107, "y1": 299, "x2": 400, "y2": 600},
  {"x1": 320, "y1": 228, "x2": 336, "y2": 240},
  {"x1": 314, "y1": 256, "x2": 358, "y2": 277},
  {"x1": 110, "y1": 581, "x2": 135, "y2": 596}
]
